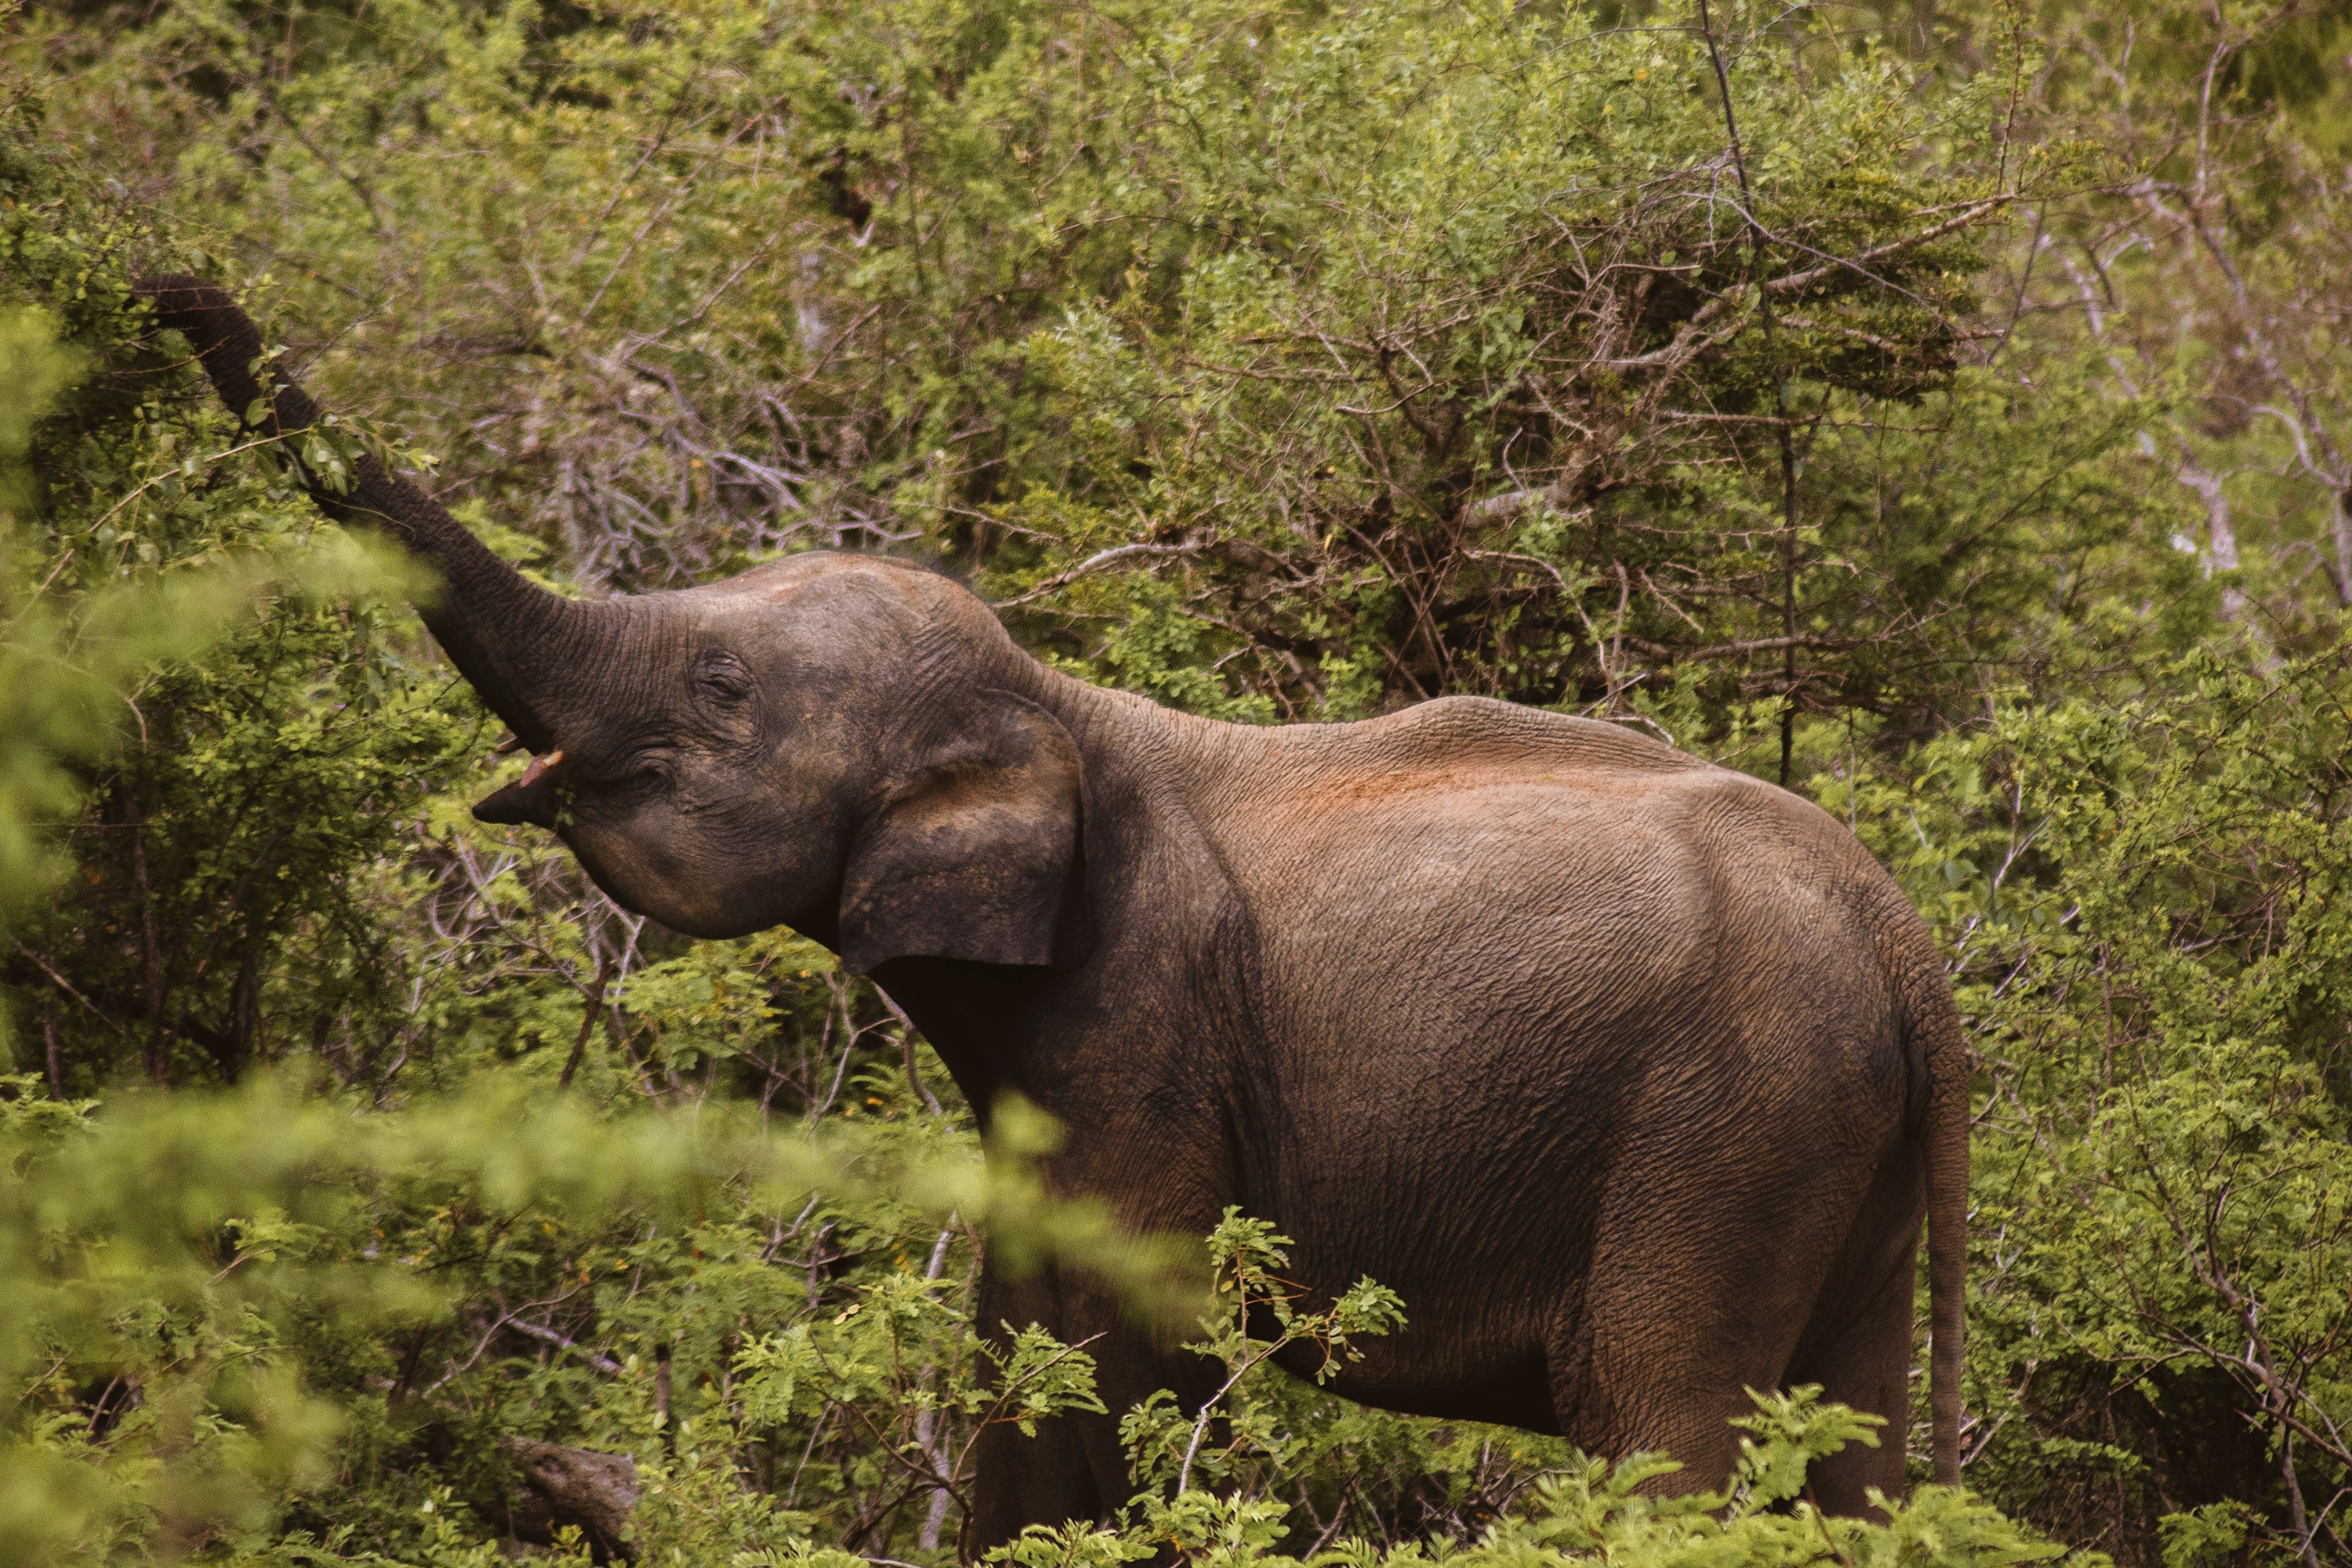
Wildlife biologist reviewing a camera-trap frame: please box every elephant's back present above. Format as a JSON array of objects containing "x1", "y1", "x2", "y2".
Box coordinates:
[
  {"x1": 1207, "y1": 700, "x2": 1917, "y2": 1216},
  {"x1": 1218, "y1": 693, "x2": 1901, "y2": 1013}
]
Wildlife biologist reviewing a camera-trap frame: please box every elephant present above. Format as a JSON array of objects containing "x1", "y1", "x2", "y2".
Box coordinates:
[{"x1": 137, "y1": 277, "x2": 1968, "y2": 1543}]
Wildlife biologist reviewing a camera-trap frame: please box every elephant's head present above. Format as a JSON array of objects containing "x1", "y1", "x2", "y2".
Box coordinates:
[
  {"x1": 466, "y1": 554, "x2": 1090, "y2": 971},
  {"x1": 137, "y1": 278, "x2": 1087, "y2": 975}
]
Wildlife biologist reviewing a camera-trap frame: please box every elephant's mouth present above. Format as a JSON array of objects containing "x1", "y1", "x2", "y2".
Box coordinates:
[{"x1": 474, "y1": 750, "x2": 566, "y2": 826}]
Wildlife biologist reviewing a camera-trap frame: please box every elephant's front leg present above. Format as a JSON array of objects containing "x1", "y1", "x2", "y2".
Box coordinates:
[{"x1": 962, "y1": 1257, "x2": 1217, "y2": 1556}]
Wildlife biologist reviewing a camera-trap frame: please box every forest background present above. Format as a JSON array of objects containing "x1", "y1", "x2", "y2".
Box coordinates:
[{"x1": 3, "y1": 0, "x2": 2351, "y2": 1562}]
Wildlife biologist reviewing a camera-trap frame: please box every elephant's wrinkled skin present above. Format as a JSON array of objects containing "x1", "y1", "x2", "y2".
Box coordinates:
[{"x1": 139, "y1": 278, "x2": 1968, "y2": 1545}]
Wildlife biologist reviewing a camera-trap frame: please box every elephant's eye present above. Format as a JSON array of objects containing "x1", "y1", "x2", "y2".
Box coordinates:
[
  {"x1": 694, "y1": 650, "x2": 754, "y2": 701},
  {"x1": 612, "y1": 747, "x2": 677, "y2": 794}
]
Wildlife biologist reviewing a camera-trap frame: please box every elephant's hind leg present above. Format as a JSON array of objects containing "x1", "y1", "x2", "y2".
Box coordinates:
[
  {"x1": 1780, "y1": 1139, "x2": 1927, "y2": 1514},
  {"x1": 1544, "y1": 1129, "x2": 1877, "y2": 1498},
  {"x1": 1544, "y1": 1327, "x2": 1751, "y2": 1499},
  {"x1": 1544, "y1": 1234, "x2": 1823, "y2": 1495}
]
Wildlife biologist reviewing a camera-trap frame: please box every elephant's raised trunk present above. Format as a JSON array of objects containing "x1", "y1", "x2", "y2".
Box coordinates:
[{"x1": 134, "y1": 275, "x2": 595, "y2": 754}]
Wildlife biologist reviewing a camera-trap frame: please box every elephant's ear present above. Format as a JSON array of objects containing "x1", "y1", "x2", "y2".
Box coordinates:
[{"x1": 837, "y1": 690, "x2": 1088, "y2": 975}]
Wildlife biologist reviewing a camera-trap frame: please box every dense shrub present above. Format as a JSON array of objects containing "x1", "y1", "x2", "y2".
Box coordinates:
[{"x1": 5, "y1": 0, "x2": 2351, "y2": 1561}]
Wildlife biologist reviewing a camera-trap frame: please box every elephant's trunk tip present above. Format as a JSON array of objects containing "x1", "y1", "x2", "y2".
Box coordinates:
[{"x1": 128, "y1": 274, "x2": 611, "y2": 759}]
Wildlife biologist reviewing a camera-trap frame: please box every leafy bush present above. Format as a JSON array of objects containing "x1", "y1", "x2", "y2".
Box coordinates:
[
  {"x1": 0, "y1": 1083, "x2": 2089, "y2": 1567},
  {"x1": 5, "y1": 0, "x2": 2352, "y2": 1562},
  {"x1": 0, "y1": 1073, "x2": 1175, "y2": 1563},
  {"x1": 1837, "y1": 639, "x2": 2352, "y2": 1560}
]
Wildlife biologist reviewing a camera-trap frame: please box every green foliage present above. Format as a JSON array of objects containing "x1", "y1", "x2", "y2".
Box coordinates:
[
  {"x1": 994, "y1": 1388, "x2": 2083, "y2": 1568},
  {"x1": 0, "y1": 1073, "x2": 1190, "y2": 1564},
  {"x1": 3, "y1": 0, "x2": 2350, "y2": 1561},
  {"x1": 0, "y1": 1073, "x2": 2089, "y2": 1567},
  {"x1": 1120, "y1": 1210, "x2": 1407, "y2": 1504},
  {"x1": 1824, "y1": 638, "x2": 2352, "y2": 1559},
  {"x1": 33, "y1": 0, "x2": 2182, "y2": 742},
  {"x1": 0, "y1": 130, "x2": 433, "y2": 1105}
]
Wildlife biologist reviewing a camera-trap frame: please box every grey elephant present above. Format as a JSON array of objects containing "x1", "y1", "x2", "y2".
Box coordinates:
[{"x1": 138, "y1": 277, "x2": 1968, "y2": 1544}]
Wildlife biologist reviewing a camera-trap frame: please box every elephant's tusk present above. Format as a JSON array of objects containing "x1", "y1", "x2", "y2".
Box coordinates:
[{"x1": 517, "y1": 749, "x2": 564, "y2": 788}]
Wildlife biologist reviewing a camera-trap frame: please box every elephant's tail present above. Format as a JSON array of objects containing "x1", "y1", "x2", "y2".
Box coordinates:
[{"x1": 1915, "y1": 970, "x2": 1971, "y2": 1486}]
